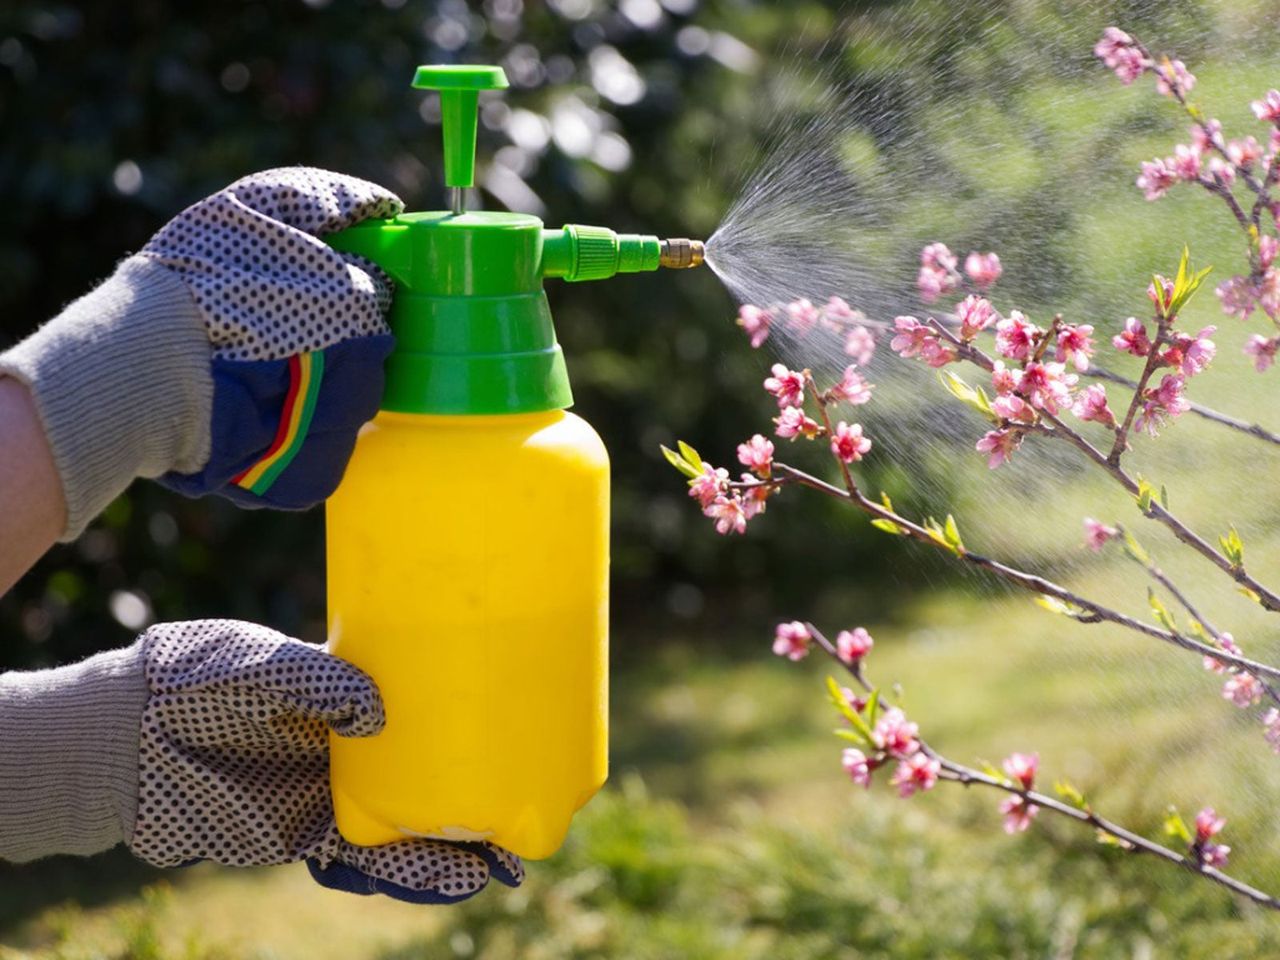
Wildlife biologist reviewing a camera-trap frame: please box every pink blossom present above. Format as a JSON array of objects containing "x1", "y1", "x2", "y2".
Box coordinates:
[
  {"x1": 1056, "y1": 323, "x2": 1095, "y2": 371},
  {"x1": 844, "y1": 325, "x2": 877, "y2": 365},
  {"x1": 689, "y1": 462, "x2": 729, "y2": 508},
  {"x1": 999, "y1": 795, "x2": 1040, "y2": 834},
  {"x1": 1216, "y1": 275, "x2": 1258, "y2": 321},
  {"x1": 991, "y1": 360, "x2": 1021, "y2": 395},
  {"x1": 1162, "y1": 326, "x2": 1217, "y2": 378},
  {"x1": 1245, "y1": 334, "x2": 1279, "y2": 372},
  {"x1": 825, "y1": 295, "x2": 857, "y2": 320},
  {"x1": 890, "y1": 752, "x2": 941, "y2": 798},
  {"x1": 774, "y1": 405, "x2": 820, "y2": 440},
  {"x1": 890, "y1": 315, "x2": 931, "y2": 358},
  {"x1": 1019, "y1": 361, "x2": 1077, "y2": 415},
  {"x1": 1260, "y1": 235, "x2": 1278, "y2": 270},
  {"x1": 1227, "y1": 136, "x2": 1263, "y2": 169},
  {"x1": 839, "y1": 685, "x2": 868, "y2": 715},
  {"x1": 772, "y1": 621, "x2": 811, "y2": 661},
  {"x1": 1112, "y1": 316, "x2": 1152, "y2": 356},
  {"x1": 836, "y1": 627, "x2": 874, "y2": 664},
  {"x1": 1154, "y1": 58, "x2": 1195, "y2": 97},
  {"x1": 1195, "y1": 807, "x2": 1226, "y2": 842},
  {"x1": 1083, "y1": 517, "x2": 1118, "y2": 551},
  {"x1": 1073, "y1": 384, "x2": 1117, "y2": 428},
  {"x1": 1262, "y1": 708, "x2": 1280, "y2": 754},
  {"x1": 705, "y1": 495, "x2": 748, "y2": 536},
  {"x1": 1201, "y1": 841, "x2": 1231, "y2": 868},
  {"x1": 739, "y1": 475, "x2": 771, "y2": 519},
  {"x1": 1002, "y1": 752, "x2": 1038, "y2": 790},
  {"x1": 957, "y1": 294, "x2": 997, "y2": 340},
  {"x1": 1223, "y1": 672, "x2": 1262, "y2": 708},
  {"x1": 920, "y1": 339, "x2": 957, "y2": 368},
  {"x1": 1207, "y1": 155, "x2": 1236, "y2": 186},
  {"x1": 1148, "y1": 275, "x2": 1175, "y2": 315},
  {"x1": 830, "y1": 421, "x2": 872, "y2": 463},
  {"x1": 763, "y1": 363, "x2": 805, "y2": 408},
  {"x1": 1191, "y1": 118, "x2": 1223, "y2": 153},
  {"x1": 921, "y1": 242, "x2": 958, "y2": 272},
  {"x1": 785, "y1": 298, "x2": 821, "y2": 336},
  {"x1": 1094, "y1": 27, "x2": 1150, "y2": 84},
  {"x1": 992, "y1": 393, "x2": 1033, "y2": 422},
  {"x1": 737, "y1": 304, "x2": 772, "y2": 349},
  {"x1": 1169, "y1": 144, "x2": 1202, "y2": 180},
  {"x1": 964, "y1": 251, "x2": 1003, "y2": 290},
  {"x1": 976, "y1": 428, "x2": 1022, "y2": 468},
  {"x1": 1137, "y1": 158, "x2": 1177, "y2": 200},
  {"x1": 1252, "y1": 89, "x2": 1280, "y2": 123},
  {"x1": 830, "y1": 365, "x2": 873, "y2": 405},
  {"x1": 872, "y1": 707, "x2": 920, "y2": 759},
  {"x1": 1135, "y1": 374, "x2": 1190, "y2": 435},
  {"x1": 737, "y1": 434, "x2": 775, "y2": 478},
  {"x1": 842, "y1": 747, "x2": 873, "y2": 788},
  {"x1": 917, "y1": 266, "x2": 956, "y2": 304},
  {"x1": 1203, "y1": 632, "x2": 1242, "y2": 675},
  {"x1": 994, "y1": 310, "x2": 1040, "y2": 360},
  {"x1": 1261, "y1": 267, "x2": 1280, "y2": 319}
]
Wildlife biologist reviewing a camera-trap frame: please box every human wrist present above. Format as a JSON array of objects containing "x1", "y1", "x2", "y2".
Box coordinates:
[{"x1": 0, "y1": 256, "x2": 213, "y2": 539}]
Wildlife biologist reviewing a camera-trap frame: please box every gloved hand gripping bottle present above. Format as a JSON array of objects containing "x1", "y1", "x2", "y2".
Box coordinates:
[{"x1": 324, "y1": 66, "x2": 703, "y2": 860}]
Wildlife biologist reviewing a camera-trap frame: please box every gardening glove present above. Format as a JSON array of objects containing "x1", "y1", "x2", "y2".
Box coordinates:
[
  {"x1": 0, "y1": 620, "x2": 524, "y2": 904},
  {"x1": 0, "y1": 167, "x2": 402, "y2": 540}
]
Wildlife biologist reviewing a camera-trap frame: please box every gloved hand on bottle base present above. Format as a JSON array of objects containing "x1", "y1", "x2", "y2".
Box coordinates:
[
  {"x1": 0, "y1": 168, "x2": 523, "y2": 903},
  {"x1": 0, "y1": 620, "x2": 524, "y2": 903}
]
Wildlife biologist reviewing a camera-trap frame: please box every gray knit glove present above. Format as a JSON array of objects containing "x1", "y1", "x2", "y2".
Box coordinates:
[
  {"x1": 0, "y1": 167, "x2": 402, "y2": 540},
  {"x1": 0, "y1": 622, "x2": 523, "y2": 904}
]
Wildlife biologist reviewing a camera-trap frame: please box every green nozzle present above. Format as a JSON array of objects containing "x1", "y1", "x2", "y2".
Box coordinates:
[{"x1": 412, "y1": 65, "x2": 509, "y2": 191}]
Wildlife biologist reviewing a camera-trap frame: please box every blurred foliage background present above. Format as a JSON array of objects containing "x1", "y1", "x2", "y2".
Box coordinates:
[{"x1": 6, "y1": 0, "x2": 1280, "y2": 956}]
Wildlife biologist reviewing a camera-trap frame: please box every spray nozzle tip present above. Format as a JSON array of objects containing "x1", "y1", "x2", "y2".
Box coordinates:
[{"x1": 659, "y1": 238, "x2": 705, "y2": 270}]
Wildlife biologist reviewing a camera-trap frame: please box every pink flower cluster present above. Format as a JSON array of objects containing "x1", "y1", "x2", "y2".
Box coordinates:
[
  {"x1": 1193, "y1": 807, "x2": 1230, "y2": 869},
  {"x1": 687, "y1": 444, "x2": 775, "y2": 537},
  {"x1": 736, "y1": 296, "x2": 879, "y2": 365},
  {"x1": 999, "y1": 752, "x2": 1040, "y2": 834},
  {"x1": 1094, "y1": 28, "x2": 1151, "y2": 86},
  {"x1": 1217, "y1": 236, "x2": 1280, "y2": 327},
  {"x1": 917, "y1": 243, "x2": 1002, "y2": 304},
  {"x1": 1083, "y1": 517, "x2": 1118, "y2": 551}
]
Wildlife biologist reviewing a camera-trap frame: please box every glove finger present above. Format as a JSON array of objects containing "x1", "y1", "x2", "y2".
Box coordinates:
[
  {"x1": 336, "y1": 251, "x2": 395, "y2": 317},
  {"x1": 452, "y1": 841, "x2": 525, "y2": 888},
  {"x1": 220, "y1": 166, "x2": 403, "y2": 237},
  {"x1": 317, "y1": 837, "x2": 497, "y2": 902},
  {"x1": 142, "y1": 621, "x2": 385, "y2": 738}
]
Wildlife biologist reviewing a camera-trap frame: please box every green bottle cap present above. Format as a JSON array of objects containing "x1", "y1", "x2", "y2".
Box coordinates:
[
  {"x1": 324, "y1": 64, "x2": 663, "y2": 416},
  {"x1": 412, "y1": 65, "x2": 509, "y2": 190}
]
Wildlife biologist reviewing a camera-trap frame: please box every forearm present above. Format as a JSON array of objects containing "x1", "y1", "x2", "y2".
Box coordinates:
[
  {"x1": 0, "y1": 377, "x2": 66, "y2": 595},
  {"x1": 0, "y1": 641, "x2": 147, "y2": 862}
]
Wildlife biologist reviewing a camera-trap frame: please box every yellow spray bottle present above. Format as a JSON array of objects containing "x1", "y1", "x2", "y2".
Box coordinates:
[{"x1": 324, "y1": 65, "x2": 703, "y2": 860}]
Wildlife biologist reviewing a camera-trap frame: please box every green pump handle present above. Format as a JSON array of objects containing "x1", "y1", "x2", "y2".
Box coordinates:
[{"x1": 412, "y1": 64, "x2": 508, "y2": 193}]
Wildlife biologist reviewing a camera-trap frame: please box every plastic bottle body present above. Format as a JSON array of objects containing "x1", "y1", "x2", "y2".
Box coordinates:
[{"x1": 326, "y1": 408, "x2": 609, "y2": 860}]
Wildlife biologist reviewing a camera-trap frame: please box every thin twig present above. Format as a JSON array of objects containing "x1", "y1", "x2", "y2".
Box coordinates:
[{"x1": 804, "y1": 623, "x2": 1280, "y2": 914}]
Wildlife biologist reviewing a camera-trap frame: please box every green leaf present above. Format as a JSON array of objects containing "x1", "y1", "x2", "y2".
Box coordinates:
[
  {"x1": 1220, "y1": 526, "x2": 1244, "y2": 567},
  {"x1": 1096, "y1": 831, "x2": 1132, "y2": 849},
  {"x1": 864, "y1": 688, "x2": 881, "y2": 728},
  {"x1": 1165, "y1": 246, "x2": 1213, "y2": 319},
  {"x1": 834, "y1": 728, "x2": 867, "y2": 745},
  {"x1": 826, "y1": 676, "x2": 873, "y2": 742},
  {"x1": 1055, "y1": 780, "x2": 1089, "y2": 810},
  {"x1": 677, "y1": 440, "x2": 705, "y2": 473},
  {"x1": 943, "y1": 514, "x2": 964, "y2": 553},
  {"x1": 1148, "y1": 588, "x2": 1177, "y2": 632},
  {"x1": 661, "y1": 444, "x2": 701, "y2": 480},
  {"x1": 1164, "y1": 806, "x2": 1192, "y2": 845},
  {"x1": 979, "y1": 760, "x2": 1006, "y2": 782},
  {"x1": 1122, "y1": 530, "x2": 1150, "y2": 566},
  {"x1": 1187, "y1": 618, "x2": 1211, "y2": 642},
  {"x1": 939, "y1": 371, "x2": 1000, "y2": 423},
  {"x1": 1134, "y1": 476, "x2": 1157, "y2": 513},
  {"x1": 1160, "y1": 485, "x2": 1170, "y2": 509},
  {"x1": 870, "y1": 518, "x2": 903, "y2": 535},
  {"x1": 880, "y1": 491, "x2": 894, "y2": 512},
  {"x1": 1036, "y1": 595, "x2": 1089, "y2": 619}
]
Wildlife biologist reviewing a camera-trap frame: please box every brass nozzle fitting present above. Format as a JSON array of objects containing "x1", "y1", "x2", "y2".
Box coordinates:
[{"x1": 659, "y1": 238, "x2": 705, "y2": 269}]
